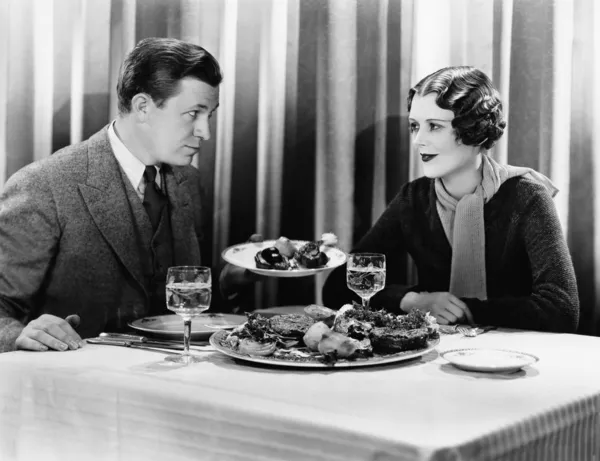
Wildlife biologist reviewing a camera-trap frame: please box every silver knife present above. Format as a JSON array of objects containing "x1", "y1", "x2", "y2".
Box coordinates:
[
  {"x1": 100, "y1": 332, "x2": 148, "y2": 342},
  {"x1": 99, "y1": 332, "x2": 209, "y2": 347},
  {"x1": 88, "y1": 337, "x2": 213, "y2": 352},
  {"x1": 87, "y1": 338, "x2": 184, "y2": 351}
]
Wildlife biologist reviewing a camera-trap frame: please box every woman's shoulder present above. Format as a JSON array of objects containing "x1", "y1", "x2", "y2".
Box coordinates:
[
  {"x1": 395, "y1": 176, "x2": 433, "y2": 203},
  {"x1": 497, "y1": 175, "x2": 553, "y2": 201},
  {"x1": 493, "y1": 176, "x2": 557, "y2": 218}
]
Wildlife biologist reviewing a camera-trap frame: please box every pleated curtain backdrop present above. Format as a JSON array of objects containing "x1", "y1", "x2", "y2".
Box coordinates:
[{"x1": 1, "y1": 0, "x2": 599, "y2": 334}]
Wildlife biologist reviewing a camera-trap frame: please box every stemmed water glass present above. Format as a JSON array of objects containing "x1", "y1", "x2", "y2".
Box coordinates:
[
  {"x1": 165, "y1": 266, "x2": 212, "y2": 364},
  {"x1": 346, "y1": 253, "x2": 386, "y2": 309}
]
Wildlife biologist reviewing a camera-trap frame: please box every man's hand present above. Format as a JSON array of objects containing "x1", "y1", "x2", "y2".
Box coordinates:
[
  {"x1": 15, "y1": 314, "x2": 84, "y2": 351},
  {"x1": 400, "y1": 292, "x2": 473, "y2": 325},
  {"x1": 220, "y1": 233, "x2": 265, "y2": 293}
]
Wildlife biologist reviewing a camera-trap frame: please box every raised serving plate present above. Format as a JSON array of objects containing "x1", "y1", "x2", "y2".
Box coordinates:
[{"x1": 221, "y1": 240, "x2": 346, "y2": 278}]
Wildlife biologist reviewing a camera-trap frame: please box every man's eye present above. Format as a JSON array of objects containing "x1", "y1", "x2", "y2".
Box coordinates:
[{"x1": 187, "y1": 111, "x2": 198, "y2": 118}]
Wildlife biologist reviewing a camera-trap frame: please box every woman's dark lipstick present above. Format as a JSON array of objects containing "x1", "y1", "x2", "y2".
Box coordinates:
[{"x1": 421, "y1": 154, "x2": 438, "y2": 163}]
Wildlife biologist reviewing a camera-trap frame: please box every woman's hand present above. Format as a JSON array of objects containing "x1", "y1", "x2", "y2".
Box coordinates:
[
  {"x1": 15, "y1": 314, "x2": 84, "y2": 351},
  {"x1": 400, "y1": 291, "x2": 472, "y2": 325}
]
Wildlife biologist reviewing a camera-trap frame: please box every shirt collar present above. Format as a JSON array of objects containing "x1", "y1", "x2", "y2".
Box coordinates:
[{"x1": 107, "y1": 121, "x2": 160, "y2": 189}]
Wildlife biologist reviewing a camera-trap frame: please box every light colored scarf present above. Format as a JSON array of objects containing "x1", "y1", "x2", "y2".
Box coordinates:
[{"x1": 434, "y1": 154, "x2": 558, "y2": 300}]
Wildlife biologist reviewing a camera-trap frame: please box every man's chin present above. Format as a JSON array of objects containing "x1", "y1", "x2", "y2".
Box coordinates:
[{"x1": 167, "y1": 155, "x2": 196, "y2": 167}]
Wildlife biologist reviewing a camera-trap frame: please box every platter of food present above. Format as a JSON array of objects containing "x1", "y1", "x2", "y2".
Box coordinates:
[
  {"x1": 221, "y1": 233, "x2": 346, "y2": 278},
  {"x1": 209, "y1": 303, "x2": 440, "y2": 368}
]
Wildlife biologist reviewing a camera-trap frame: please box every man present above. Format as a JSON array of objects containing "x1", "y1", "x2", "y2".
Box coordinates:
[{"x1": 0, "y1": 37, "x2": 250, "y2": 352}]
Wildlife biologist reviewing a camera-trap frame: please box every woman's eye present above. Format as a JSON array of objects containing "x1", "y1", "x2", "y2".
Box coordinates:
[
  {"x1": 409, "y1": 123, "x2": 418, "y2": 133},
  {"x1": 429, "y1": 123, "x2": 440, "y2": 131}
]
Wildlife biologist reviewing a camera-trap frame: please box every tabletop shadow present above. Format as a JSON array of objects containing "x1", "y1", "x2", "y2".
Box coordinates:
[{"x1": 437, "y1": 362, "x2": 539, "y2": 380}]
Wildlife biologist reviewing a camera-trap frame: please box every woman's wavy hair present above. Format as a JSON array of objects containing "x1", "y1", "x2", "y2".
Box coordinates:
[
  {"x1": 407, "y1": 66, "x2": 506, "y2": 150},
  {"x1": 117, "y1": 37, "x2": 222, "y2": 114}
]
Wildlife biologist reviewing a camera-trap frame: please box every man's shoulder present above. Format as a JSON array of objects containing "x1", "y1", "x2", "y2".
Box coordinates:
[
  {"x1": 168, "y1": 165, "x2": 205, "y2": 205},
  {"x1": 52, "y1": 127, "x2": 109, "y2": 163},
  {"x1": 4, "y1": 131, "x2": 105, "y2": 190},
  {"x1": 170, "y1": 165, "x2": 204, "y2": 187},
  {"x1": 179, "y1": 164, "x2": 203, "y2": 180}
]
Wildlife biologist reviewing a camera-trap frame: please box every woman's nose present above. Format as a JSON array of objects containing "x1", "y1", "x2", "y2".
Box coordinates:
[{"x1": 412, "y1": 129, "x2": 427, "y2": 146}]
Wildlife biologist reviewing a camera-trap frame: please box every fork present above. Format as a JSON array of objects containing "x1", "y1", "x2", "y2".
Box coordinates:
[
  {"x1": 457, "y1": 325, "x2": 497, "y2": 337},
  {"x1": 457, "y1": 326, "x2": 478, "y2": 337}
]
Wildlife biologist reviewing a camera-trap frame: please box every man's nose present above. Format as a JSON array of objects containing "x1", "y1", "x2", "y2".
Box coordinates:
[{"x1": 193, "y1": 117, "x2": 211, "y2": 141}]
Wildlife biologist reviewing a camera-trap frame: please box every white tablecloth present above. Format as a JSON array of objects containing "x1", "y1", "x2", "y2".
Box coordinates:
[{"x1": 0, "y1": 329, "x2": 598, "y2": 461}]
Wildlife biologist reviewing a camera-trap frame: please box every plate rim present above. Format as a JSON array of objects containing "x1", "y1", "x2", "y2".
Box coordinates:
[
  {"x1": 127, "y1": 313, "x2": 245, "y2": 336},
  {"x1": 221, "y1": 240, "x2": 347, "y2": 278},
  {"x1": 440, "y1": 347, "x2": 539, "y2": 371},
  {"x1": 209, "y1": 329, "x2": 439, "y2": 369}
]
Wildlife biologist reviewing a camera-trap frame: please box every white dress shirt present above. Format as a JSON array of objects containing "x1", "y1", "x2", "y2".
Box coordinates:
[{"x1": 107, "y1": 121, "x2": 160, "y2": 200}]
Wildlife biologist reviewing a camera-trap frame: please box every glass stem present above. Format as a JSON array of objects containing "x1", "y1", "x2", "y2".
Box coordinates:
[
  {"x1": 362, "y1": 297, "x2": 369, "y2": 310},
  {"x1": 183, "y1": 319, "x2": 191, "y2": 357}
]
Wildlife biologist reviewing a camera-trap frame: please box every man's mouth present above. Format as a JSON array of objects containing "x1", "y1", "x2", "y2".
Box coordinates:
[{"x1": 420, "y1": 154, "x2": 438, "y2": 163}]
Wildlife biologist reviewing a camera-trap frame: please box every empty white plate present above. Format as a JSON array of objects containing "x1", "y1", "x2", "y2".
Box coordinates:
[
  {"x1": 441, "y1": 348, "x2": 539, "y2": 373},
  {"x1": 128, "y1": 313, "x2": 246, "y2": 340}
]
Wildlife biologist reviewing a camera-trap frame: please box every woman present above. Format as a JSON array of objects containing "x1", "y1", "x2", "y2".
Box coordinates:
[{"x1": 322, "y1": 66, "x2": 579, "y2": 333}]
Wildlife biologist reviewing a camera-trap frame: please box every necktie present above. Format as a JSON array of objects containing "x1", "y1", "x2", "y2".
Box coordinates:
[{"x1": 142, "y1": 166, "x2": 164, "y2": 231}]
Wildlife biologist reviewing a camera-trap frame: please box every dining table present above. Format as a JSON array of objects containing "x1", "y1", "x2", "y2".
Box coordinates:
[{"x1": 0, "y1": 321, "x2": 598, "y2": 461}]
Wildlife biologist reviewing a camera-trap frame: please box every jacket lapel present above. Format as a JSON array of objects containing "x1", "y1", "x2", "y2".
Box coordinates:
[
  {"x1": 78, "y1": 128, "x2": 148, "y2": 292},
  {"x1": 164, "y1": 167, "x2": 201, "y2": 266}
]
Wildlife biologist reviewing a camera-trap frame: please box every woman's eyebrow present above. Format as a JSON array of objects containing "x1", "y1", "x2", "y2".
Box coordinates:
[{"x1": 408, "y1": 117, "x2": 453, "y2": 123}]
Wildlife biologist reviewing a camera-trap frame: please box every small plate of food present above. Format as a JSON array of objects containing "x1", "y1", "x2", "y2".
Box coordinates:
[
  {"x1": 221, "y1": 233, "x2": 346, "y2": 277},
  {"x1": 209, "y1": 303, "x2": 440, "y2": 368}
]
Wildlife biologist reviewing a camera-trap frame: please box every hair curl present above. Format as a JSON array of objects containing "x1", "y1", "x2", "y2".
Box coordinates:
[
  {"x1": 117, "y1": 37, "x2": 222, "y2": 114},
  {"x1": 407, "y1": 66, "x2": 506, "y2": 150}
]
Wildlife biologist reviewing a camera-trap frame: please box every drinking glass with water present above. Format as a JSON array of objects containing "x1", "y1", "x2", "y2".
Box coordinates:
[
  {"x1": 165, "y1": 266, "x2": 211, "y2": 364},
  {"x1": 346, "y1": 253, "x2": 386, "y2": 309}
]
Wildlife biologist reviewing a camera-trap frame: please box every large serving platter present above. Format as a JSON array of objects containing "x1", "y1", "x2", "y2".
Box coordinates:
[
  {"x1": 209, "y1": 329, "x2": 439, "y2": 369},
  {"x1": 128, "y1": 314, "x2": 246, "y2": 341},
  {"x1": 221, "y1": 240, "x2": 346, "y2": 278}
]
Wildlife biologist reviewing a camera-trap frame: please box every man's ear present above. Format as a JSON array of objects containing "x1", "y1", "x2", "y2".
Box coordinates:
[{"x1": 131, "y1": 93, "x2": 152, "y2": 122}]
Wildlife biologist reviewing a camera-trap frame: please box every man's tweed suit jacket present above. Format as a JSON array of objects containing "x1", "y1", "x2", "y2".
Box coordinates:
[{"x1": 0, "y1": 127, "x2": 206, "y2": 351}]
